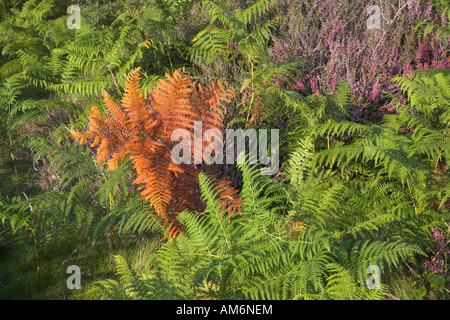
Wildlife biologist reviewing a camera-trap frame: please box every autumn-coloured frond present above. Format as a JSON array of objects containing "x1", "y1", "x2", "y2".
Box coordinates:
[
  {"x1": 192, "y1": 80, "x2": 235, "y2": 156},
  {"x1": 72, "y1": 67, "x2": 239, "y2": 236},
  {"x1": 215, "y1": 179, "x2": 243, "y2": 214},
  {"x1": 151, "y1": 68, "x2": 197, "y2": 141}
]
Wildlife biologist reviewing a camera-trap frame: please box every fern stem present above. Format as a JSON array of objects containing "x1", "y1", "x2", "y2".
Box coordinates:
[
  {"x1": 184, "y1": 252, "x2": 222, "y2": 258},
  {"x1": 109, "y1": 192, "x2": 115, "y2": 243},
  {"x1": 245, "y1": 60, "x2": 255, "y2": 128},
  {"x1": 304, "y1": 114, "x2": 315, "y2": 153},
  {"x1": 9, "y1": 133, "x2": 18, "y2": 178},
  {"x1": 99, "y1": 43, "x2": 121, "y2": 97},
  {"x1": 32, "y1": 228, "x2": 40, "y2": 273},
  {"x1": 435, "y1": 137, "x2": 447, "y2": 168},
  {"x1": 167, "y1": 36, "x2": 174, "y2": 74},
  {"x1": 416, "y1": 203, "x2": 428, "y2": 218},
  {"x1": 108, "y1": 192, "x2": 114, "y2": 255}
]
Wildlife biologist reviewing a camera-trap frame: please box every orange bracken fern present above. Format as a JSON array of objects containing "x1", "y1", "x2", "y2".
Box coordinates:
[{"x1": 72, "y1": 67, "x2": 241, "y2": 237}]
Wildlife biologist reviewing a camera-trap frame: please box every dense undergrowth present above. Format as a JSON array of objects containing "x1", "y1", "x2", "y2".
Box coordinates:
[{"x1": 0, "y1": 0, "x2": 449, "y2": 300}]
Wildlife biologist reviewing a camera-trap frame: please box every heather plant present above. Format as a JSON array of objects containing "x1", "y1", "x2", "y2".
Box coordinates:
[
  {"x1": 269, "y1": 0, "x2": 450, "y2": 123},
  {"x1": 400, "y1": 226, "x2": 450, "y2": 299},
  {"x1": 423, "y1": 227, "x2": 449, "y2": 278}
]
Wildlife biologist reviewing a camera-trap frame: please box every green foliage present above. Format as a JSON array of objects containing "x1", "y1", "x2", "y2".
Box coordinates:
[
  {"x1": 190, "y1": 0, "x2": 303, "y2": 125},
  {"x1": 0, "y1": 0, "x2": 163, "y2": 141},
  {"x1": 279, "y1": 70, "x2": 449, "y2": 245},
  {"x1": 0, "y1": 0, "x2": 448, "y2": 301},
  {"x1": 90, "y1": 161, "x2": 424, "y2": 300},
  {"x1": 417, "y1": 0, "x2": 450, "y2": 44}
]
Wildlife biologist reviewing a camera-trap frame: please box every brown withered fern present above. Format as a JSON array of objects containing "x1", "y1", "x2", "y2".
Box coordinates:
[{"x1": 72, "y1": 67, "x2": 241, "y2": 237}]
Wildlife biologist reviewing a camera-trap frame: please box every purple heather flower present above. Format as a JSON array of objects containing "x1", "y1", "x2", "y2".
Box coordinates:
[
  {"x1": 370, "y1": 62, "x2": 377, "y2": 77},
  {"x1": 295, "y1": 77, "x2": 305, "y2": 93},
  {"x1": 310, "y1": 77, "x2": 320, "y2": 96},
  {"x1": 370, "y1": 84, "x2": 380, "y2": 101}
]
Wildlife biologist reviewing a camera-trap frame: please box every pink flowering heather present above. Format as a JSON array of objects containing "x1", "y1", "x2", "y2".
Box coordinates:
[
  {"x1": 310, "y1": 77, "x2": 321, "y2": 96},
  {"x1": 370, "y1": 83, "x2": 380, "y2": 102},
  {"x1": 423, "y1": 228, "x2": 450, "y2": 277},
  {"x1": 295, "y1": 77, "x2": 306, "y2": 94},
  {"x1": 370, "y1": 61, "x2": 377, "y2": 78},
  {"x1": 268, "y1": 0, "x2": 450, "y2": 121}
]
